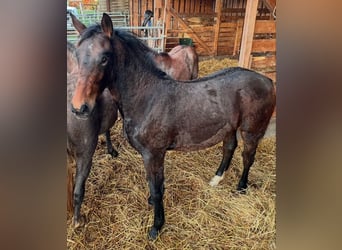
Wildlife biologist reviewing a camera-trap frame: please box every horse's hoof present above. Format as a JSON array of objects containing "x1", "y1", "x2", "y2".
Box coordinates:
[
  {"x1": 108, "y1": 149, "x2": 119, "y2": 158},
  {"x1": 73, "y1": 215, "x2": 85, "y2": 228},
  {"x1": 236, "y1": 185, "x2": 247, "y2": 194},
  {"x1": 148, "y1": 227, "x2": 159, "y2": 240},
  {"x1": 209, "y1": 174, "x2": 224, "y2": 187}
]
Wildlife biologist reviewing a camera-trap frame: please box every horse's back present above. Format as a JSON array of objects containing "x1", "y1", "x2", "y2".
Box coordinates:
[{"x1": 176, "y1": 67, "x2": 275, "y2": 128}]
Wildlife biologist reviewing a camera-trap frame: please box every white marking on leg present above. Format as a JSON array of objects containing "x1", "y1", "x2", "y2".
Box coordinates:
[{"x1": 209, "y1": 174, "x2": 225, "y2": 187}]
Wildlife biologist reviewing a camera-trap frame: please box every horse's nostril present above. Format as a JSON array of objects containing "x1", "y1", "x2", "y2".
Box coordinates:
[
  {"x1": 71, "y1": 105, "x2": 78, "y2": 114},
  {"x1": 80, "y1": 104, "x2": 89, "y2": 114},
  {"x1": 71, "y1": 104, "x2": 90, "y2": 116}
]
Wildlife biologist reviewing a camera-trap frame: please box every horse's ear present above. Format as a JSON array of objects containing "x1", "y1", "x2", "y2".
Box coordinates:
[
  {"x1": 70, "y1": 13, "x2": 87, "y2": 35},
  {"x1": 101, "y1": 13, "x2": 113, "y2": 38}
]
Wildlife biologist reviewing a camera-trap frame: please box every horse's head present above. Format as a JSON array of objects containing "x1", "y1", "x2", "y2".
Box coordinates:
[{"x1": 70, "y1": 13, "x2": 114, "y2": 118}]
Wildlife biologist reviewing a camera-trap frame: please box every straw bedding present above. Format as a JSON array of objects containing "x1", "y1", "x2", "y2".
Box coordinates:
[{"x1": 67, "y1": 57, "x2": 276, "y2": 249}]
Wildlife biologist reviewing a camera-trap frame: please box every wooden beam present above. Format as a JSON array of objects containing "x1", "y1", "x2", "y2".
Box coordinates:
[
  {"x1": 167, "y1": 7, "x2": 213, "y2": 54},
  {"x1": 154, "y1": 0, "x2": 163, "y2": 20},
  {"x1": 238, "y1": 0, "x2": 259, "y2": 68},
  {"x1": 233, "y1": 19, "x2": 244, "y2": 56},
  {"x1": 213, "y1": 0, "x2": 222, "y2": 56},
  {"x1": 106, "y1": 0, "x2": 111, "y2": 12}
]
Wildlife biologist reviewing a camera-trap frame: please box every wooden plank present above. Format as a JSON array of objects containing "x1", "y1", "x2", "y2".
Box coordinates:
[
  {"x1": 213, "y1": 0, "x2": 222, "y2": 56},
  {"x1": 167, "y1": 7, "x2": 213, "y2": 54},
  {"x1": 251, "y1": 39, "x2": 276, "y2": 52},
  {"x1": 220, "y1": 22, "x2": 239, "y2": 28},
  {"x1": 185, "y1": 0, "x2": 191, "y2": 13},
  {"x1": 254, "y1": 20, "x2": 276, "y2": 33},
  {"x1": 179, "y1": 0, "x2": 184, "y2": 13},
  {"x1": 233, "y1": 18, "x2": 243, "y2": 56},
  {"x1": 192, "y1": 26, "x2": 214, "y2": 32},
  {"x1": 195, "y1": 0, "x2": 200, "y2": 13},
  {"x1": 174, "y1": 0, "x2": 179, "y2": 13},
  {"x1": 164, "y1": 0, "x2": 171, "y2": 41},
  {"x1": 251, "y1": 55, "x2": 276, "y2": 68},
  {"x1": 219, "y1": 27, "x2": 236, "y2": 32},
  {"x1": 238, "y1": 0, "x2": 259, "y2": 68},
  {"x1": 218, "y1": 37, "x2": 235, "y2": 43},
  {"x1": 191, "y1": 0, "x2": 196, "y2": 13}
]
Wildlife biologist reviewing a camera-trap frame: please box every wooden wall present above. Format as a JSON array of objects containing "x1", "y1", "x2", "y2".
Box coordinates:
[
  {"x1": 250, "y1": 20, "x2": 276, "y2": 82},
  {"x1": 126, "y1": 0, "x2": 275, "y2": 59},
  {"x1": 98, "y1": 0, "x2": 129, "y2": 13},
  {"x1": 163, "y1": 0, "x2": 273, "y2": 56}
]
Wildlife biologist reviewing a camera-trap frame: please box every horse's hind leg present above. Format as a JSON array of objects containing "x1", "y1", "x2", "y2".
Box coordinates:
[
  {"x1": 209, "y1": 130, "x2": 238, "y2": 186},
  {"x1": 105, "y1": 130, "x2": 118, "y2": 158},
  {"x1": 237, "y1": 131, "x2": 263, "y2": 192}
]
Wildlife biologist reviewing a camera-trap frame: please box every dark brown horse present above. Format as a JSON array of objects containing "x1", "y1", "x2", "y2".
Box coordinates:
[
  {"x1": 67, "y1": 41, "x2": 118, "y2": 226},
  {"x1": 153, "y1": 45, "x2": 199, "y2": 80},
  {"x1": 70, "y1": 13, "x2": 276, "y2": 239}
]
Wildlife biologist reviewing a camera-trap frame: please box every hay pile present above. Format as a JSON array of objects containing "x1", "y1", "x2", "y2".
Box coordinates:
[
  {"x1": 67, "y1": 58, "x2": 276, "y2": 249},
  {"x1": 198, "y1": 57, "x2": 238, "y2": 77}
]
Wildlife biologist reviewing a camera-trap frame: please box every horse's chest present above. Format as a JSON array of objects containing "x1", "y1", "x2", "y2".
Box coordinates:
[{"x1": 124, "y1": 118, "x2": 170, "y2": 151}]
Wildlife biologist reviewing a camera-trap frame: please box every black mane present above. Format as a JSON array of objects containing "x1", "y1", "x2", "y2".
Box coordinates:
[{"x1": 113, "y1": 29, "x2": 167, "y2": 78}]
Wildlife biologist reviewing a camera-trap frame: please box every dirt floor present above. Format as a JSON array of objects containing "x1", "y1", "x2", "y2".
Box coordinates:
[{"x1": 67, "y1": 57, "x2": 276, "y2": 249}]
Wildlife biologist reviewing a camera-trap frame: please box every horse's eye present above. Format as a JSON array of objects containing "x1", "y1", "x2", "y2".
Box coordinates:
[{"x1": 101, "y1": 56, "x2": 108, "y2": 65}]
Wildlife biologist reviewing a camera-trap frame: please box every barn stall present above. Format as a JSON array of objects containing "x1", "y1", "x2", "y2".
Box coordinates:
[
  {"x1": 67, "y1": 0, "x2": 276, "y2": 248},
  {"x1": 129, "y1": 0, "x2": 276, "y2": 81}
]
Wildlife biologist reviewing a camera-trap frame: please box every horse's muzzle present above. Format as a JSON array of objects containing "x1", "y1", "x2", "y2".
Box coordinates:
[{"x1": 71, "y1": 103, "x2": 91, "y2": 119}]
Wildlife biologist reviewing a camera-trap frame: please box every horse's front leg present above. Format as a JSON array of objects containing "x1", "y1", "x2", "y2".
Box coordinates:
[
  {"x1": 73, "y1": 141, "x2": 97, "y2": 228},
  {"x1": 142, "y1": 151, "x2": 166, "y2": 240}
]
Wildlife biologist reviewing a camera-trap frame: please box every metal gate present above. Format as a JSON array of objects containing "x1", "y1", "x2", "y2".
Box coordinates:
[{"x1": 67, "y1": 12, "x2": 165, "y2": 53}]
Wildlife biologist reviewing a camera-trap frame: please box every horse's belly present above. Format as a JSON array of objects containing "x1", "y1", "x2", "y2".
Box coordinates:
[{"x1": 173, "y1": 123, "x2": 231, "y2": 151}]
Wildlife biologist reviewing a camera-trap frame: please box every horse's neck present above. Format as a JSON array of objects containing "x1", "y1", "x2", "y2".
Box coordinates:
[
  {"x1": 115, "y1": 61, "x2": 168, "y2": 121},
  {"x1": 116, "y1": 59, "x2": 161, "y2": 97}
]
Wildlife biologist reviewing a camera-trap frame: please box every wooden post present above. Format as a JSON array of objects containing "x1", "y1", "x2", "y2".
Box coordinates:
[
  {"x1": 213, "y1": 0, "x2": 222, "y2": 56},
  {"x1": 164, "y1": 0, "x2": 170, "y2": 51},
  {"x1": 233, "y1": 19, "x2": 244, "y2": 56},
  {"x1": 238, "y1": 0, "x2": 259, "y2": 68},
  {"x1": 106, "y1": 0, "x2": 111, "y2": 12}
]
